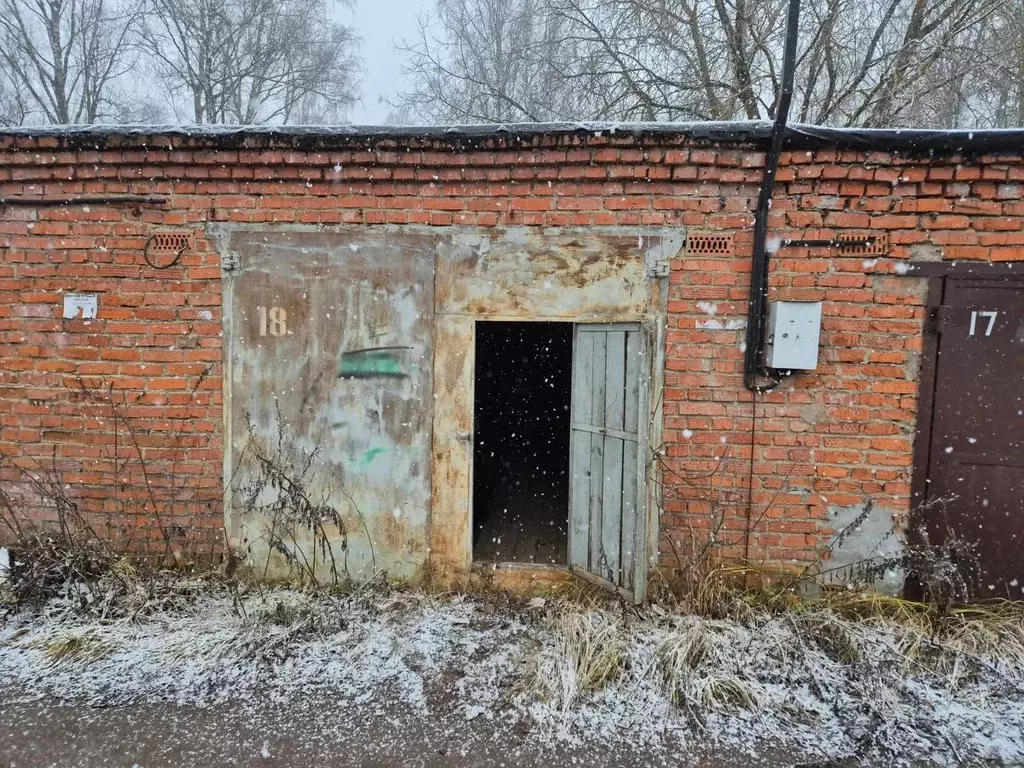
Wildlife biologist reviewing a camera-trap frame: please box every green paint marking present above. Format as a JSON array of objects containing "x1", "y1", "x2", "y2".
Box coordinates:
[
  {"x1": 337, "y1": 347, "x2": 410, "y2": 378},
  {"x1": 362, "y1": 447, "x2": 385, "y2": 466}
]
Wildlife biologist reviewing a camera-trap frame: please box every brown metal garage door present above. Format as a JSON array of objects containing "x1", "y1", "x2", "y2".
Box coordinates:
[{"x1": 917, "y1": 277, "x2": 1024, "y2": 599}]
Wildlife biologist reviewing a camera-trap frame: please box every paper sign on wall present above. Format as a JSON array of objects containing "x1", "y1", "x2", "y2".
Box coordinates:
[{"x1": 63, "y1": 293, "x2": 98, "y2": 319}]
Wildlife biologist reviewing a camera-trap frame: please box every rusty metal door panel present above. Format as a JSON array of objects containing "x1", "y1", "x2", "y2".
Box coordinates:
[
  {"x1": 435, "y1": 229, "x2": 677, "y2": 318},
  {"x1": 427, "y1": 315, "x2": 475, "y2": 577},
  {"x1": 218, "y1": 227, "x2": 436, "y2": 582},
  {"x1": 923, "y1": 278, "x2": 1024, "y2": 599}
]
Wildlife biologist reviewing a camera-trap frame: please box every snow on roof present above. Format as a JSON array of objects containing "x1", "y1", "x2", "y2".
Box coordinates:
[{"x1": 1, "y1": 121, "x2": 1023, "y2": 153}]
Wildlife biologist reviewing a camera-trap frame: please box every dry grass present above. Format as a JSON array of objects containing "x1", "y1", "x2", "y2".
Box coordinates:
[
  {"x1": 687, "y1": 675, "x2": 758, "y2": 710},
  {"x1": 223, "y1": 597, "x2": 344, "y2": 661},
  {"x1": 790, "y1": 610, "x2": 862, "y2": 663},
  {"x1": 40, "y1": 629, "x2": 119, "y2": 663},
  {"x1": 652, "y1": 621, "x2": 758, "y2": 712},
  {"x1": 942, "y1": 603, "x2": 1024, "y2": 663},
  {"x1": 525, "y1": 609, "x2": 626, "y2": 710},
  {"x1": 521, "y1": 577, "x2": 1024, "y2": 735},
  {"x1": 544, "y1": 574, "x2": 616, "y2": 611},
  {"x1": 820, "y1": 593, "x2": 1024, "y2": 668},
  {"x1": 654, "y1": 514, "x2": 1024, "y2": 687},
  {"x1": 1, "y1": 470, "x2": 228, "y2": 621},
  {"x1": 3, "y1": 578, "x2": 1023, "y2": 763}
]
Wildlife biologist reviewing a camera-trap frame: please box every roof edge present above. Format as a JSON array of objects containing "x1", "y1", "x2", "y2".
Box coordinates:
[{"x1": 1, "y1": 120, "x2": 1022, "y2": 155}]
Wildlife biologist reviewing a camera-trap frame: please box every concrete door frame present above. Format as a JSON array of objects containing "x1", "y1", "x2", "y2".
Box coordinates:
[{"x1": 427, "y1": 227, "x2": 681, "y2": 595}]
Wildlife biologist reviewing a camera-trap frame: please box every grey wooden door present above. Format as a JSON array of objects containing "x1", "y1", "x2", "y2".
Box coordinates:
[{"x1": 569, "y1": 323, "x2": 648, "y2": 599}]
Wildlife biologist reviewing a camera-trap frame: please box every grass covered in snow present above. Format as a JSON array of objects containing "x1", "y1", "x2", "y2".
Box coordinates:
[{"x1": 1, "y1": 580, "x2": 1023, "y2": 765}]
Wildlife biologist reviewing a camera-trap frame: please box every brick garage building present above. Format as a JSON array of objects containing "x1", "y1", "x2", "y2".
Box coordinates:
[{"x1": 1, "y1": 124, "x2": 1021, "y2": 598}]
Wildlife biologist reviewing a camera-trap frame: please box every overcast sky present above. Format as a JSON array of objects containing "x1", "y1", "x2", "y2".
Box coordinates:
[{"x1": 346, "y1": 0, "x2": 433, "y2": 124}]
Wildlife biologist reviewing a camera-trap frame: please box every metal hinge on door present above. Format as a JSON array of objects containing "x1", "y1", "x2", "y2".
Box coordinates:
[
  {"x1": 220, "y1": 250, "x2": 240, "y2": 272},
  {"x1": 928, "y1": 305, "x2": 951, "y2": 335},
  {"x1": 647, "y1": 260, "x2": 670, "y2": 279}
]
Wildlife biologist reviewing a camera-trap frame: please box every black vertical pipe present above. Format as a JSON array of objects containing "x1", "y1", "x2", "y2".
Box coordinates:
[{"x1": 742, "y1": 0, "x2": 801, "y2": 392}]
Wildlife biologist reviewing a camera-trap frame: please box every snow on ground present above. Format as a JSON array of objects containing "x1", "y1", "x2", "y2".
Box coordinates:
[{"x1": 1, "y1": 586, "x2": 1022, "y2": 766}]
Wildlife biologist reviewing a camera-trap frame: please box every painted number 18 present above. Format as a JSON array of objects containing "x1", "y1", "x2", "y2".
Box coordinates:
[
  {"x1": 257, "y1": 305, "x2": 289, "y2": 336},
  {"x1": 968, "y1": 310, "x2": 997, "y2": 337}
]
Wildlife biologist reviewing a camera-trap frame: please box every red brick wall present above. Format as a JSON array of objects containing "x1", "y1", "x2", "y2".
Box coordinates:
[
  {"x1": 1, "y1": 130, "x2": 1021, "y2": 568},
  {"x1": 663, "y1": 147, "x2": 1024, "y2": 569},
  {"x1": 0, "y1": 138, "x2": 226, "y2": 557}
]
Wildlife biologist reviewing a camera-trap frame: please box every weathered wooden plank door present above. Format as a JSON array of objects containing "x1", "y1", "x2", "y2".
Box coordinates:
[{"x1": 569, "y1": 323, "x2": 648, "y2": 600}]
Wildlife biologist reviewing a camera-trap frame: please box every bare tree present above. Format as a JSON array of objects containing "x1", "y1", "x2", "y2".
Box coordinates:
[
  {"x1": 552, "y1": 0, "x2": 1006, "y2": 125},
  {"x1": 0, "y1": 63, "x2": 29, "y2": 125},
  {"x1": 396, "y1": 0, "x2": 1015, "y2": 128},
  {"x1": 0, "y1": 0, "x2": 140, "y2": 124},
  {"x1": 394, "y1": 0, "x2": 606, "y2": 122},
  {"x1": 821, "y1": 0, "x2": 1003, "y2": 126},
  {"x1": 139, "y1": 0, "x2": 359, "y2": 124},
  {"x1": 967, "y1": 0, "x2": 1024, "y2": 126}
]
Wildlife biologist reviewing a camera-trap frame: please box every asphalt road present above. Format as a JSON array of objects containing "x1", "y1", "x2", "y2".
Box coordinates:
[{"x1": 0, "y1": 695, "x2": 818, "y2": 768}]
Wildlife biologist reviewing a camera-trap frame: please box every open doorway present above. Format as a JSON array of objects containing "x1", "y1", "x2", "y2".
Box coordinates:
[{"x1": 473, "y1": 322, "x2": 573, "y2": 564}]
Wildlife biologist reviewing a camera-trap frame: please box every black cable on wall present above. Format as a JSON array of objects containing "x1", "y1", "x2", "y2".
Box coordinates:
[{"x1": 742, "y1": 0, "x2": 802, "y2": 393}]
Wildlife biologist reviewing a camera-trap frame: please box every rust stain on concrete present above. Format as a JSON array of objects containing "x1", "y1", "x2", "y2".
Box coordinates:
[
  {"x1": 435, "y1": 228, "x2": 655, "y2": 319},
  {"x1": 428, "y1": 316, "x2": 475, "y2": 576},
  {"x1": 216, "y1": 226, "x2": 437, "y2": 582},
  {"x1": 213, "y1": 225, "x2": 682, "y2": 587}
]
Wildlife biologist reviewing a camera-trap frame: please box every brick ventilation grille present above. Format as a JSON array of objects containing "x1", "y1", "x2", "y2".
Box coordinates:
[
  {"x1": 685, "y1": 233, "x2": 734, "y2": 256},
  {"x1": 98, "y1": 264, "x2": 141, "y2": 277},
  {"x1": 148, "y1": 231, "x2": 192, "y2": 254},
  {"x1": 838, "y1": 232, "x2": 888, "y2": 256}
]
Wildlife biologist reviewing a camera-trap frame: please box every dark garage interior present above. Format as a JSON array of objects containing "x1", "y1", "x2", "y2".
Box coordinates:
[{"x1": 473, "y1": 321, "x2": 573, "y2": 564}]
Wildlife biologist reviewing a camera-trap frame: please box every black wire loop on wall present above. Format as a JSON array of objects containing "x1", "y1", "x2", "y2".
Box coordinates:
[{"x1": 142, "y1": 232, "x2": 190, "y2": 269}]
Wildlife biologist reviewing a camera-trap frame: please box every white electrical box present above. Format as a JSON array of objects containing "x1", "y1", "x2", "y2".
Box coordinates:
[{"x1": 764, "y1": 301, "x2": 822, "y2": 371}]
